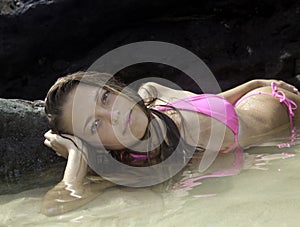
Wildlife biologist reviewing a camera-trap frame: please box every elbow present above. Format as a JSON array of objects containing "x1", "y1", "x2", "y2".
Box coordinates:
[{"x1": 40, "y1": 199, "x2": 65, "y2": 217}]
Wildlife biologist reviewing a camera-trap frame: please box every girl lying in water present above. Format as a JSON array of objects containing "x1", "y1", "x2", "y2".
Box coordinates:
[{"x1": 42, "y1": 71, "x2": 300, "y2": 216}]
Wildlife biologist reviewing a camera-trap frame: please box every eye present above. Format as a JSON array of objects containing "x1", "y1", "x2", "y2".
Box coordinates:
[
  {"x1": 101, "y1": 90, "x2": 110, "y2": 105},
  {"x1": 91, "y1": 119, "x2": 102, "y2": 134}
]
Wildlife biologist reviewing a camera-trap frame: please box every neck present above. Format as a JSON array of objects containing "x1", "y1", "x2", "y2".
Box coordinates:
[
  {"x1": 129, "y1": 113, "x2": 167, "y2": 153},
  {"x1": 112, "y1": 110, "x2": 188, "y2": 167}
]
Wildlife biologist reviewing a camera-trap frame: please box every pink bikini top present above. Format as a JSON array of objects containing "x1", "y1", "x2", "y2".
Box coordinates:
[
  {"x1": 130, "y1": 82, "x2": 297, "y2": 172},
  {"x1": 154, "y1": 95, "x2": 240, "y2": 172},
  {"x1": 153, "y1": 82, "x2": 298, "y2": 171},
  {"x1": 154, "y1": 94, "x2": 239, "y2": 143},
  {"x1": 155, "y1": 82, "x2": 298, "y2": 146}
]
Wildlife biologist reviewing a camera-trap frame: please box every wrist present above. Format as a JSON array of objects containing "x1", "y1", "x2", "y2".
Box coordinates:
[{"x1": 248, "y1": 79, "x2": 264, "y2": 90}]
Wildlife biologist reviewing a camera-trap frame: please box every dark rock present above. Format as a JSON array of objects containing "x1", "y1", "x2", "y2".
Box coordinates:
[
  {"x1": 0, "y1": 98, "x2": 65, "y2": 194},
  {"x1": 1, "y1": 0, "x2": 300, "y2": 192},
  {"x1": 0, "y1": 0, "x2": 179, "y2": 99},
  {"x1": 52, "y1": 59, "x2": 70, "y2": 72},
  {"x1": 0, "y1": 0, "x2": 300, "y2": 99}
]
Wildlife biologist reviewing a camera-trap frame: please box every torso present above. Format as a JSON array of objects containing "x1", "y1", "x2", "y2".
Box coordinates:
[
  {"x1": 139, "y1": 83, "x2": 300, "y2": 152},
  {"x1": 140, "y1": 83, "x2": 236, "y2": 151}
]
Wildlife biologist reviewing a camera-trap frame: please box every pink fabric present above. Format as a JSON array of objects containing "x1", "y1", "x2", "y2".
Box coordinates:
[
  {"x1": 154, "y1": 94, "x2": 240, "y2": 171},
  {"x1": 235, "y1": 82, "x2": 297, "y2": 118},
  {"x1": 129, "y1": 82, "x2": 297, "y2": 175},
  {"x1": 154, "y1": 82, "x2": 297, "y2": 190},
  {"x1": 234, "y1": 82, "x2": 298, "y2": 148},
  {"x1": 129, "y1": 94, "x2": 240, "y2": 161},
  {"x1": 155, "y1": 94, "x2": 239, "y2": 137}
]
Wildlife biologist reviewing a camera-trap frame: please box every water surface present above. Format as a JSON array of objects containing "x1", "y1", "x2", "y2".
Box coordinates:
[{"x1": 1, "y1": 145, "x2": 300, "y2": 226}]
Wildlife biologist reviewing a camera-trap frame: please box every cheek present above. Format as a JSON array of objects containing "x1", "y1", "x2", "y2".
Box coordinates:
[{"x1": 98, "y1": 127, "x2": 121, "y2": 146}]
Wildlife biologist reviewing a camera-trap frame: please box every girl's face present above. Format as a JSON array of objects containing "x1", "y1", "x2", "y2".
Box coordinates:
[{"x1": 62, "y1": 84, "x2": 149, "y2": 150}]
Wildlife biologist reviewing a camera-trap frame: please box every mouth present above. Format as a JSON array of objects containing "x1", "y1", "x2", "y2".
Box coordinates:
[{"x1": 122, "y1": 109, "x2": 133, "y2": 135}]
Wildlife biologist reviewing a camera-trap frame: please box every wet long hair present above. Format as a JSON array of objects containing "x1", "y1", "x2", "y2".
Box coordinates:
[{"x1": 45, "y1": 71, "x2": 189, "y2": 167}]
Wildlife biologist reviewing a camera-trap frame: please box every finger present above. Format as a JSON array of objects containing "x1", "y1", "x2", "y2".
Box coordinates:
[
  {"x1": 44, "y1": 140, "x2": 63, "y2": 156},
  {"x1": 44, "y1": 138, "x2": 60, "y2": 151},
  {"x1": 44, "y1": 130, "x2": 59, "y2": 139},
  {"x1": 44, "y1": 130, "x2": 52, "y2": 138},
  {"x1": 45, "y1": 132, "x2": 67, "y2": 144},
  {"x1": 251, "y1": 166, "x2": 268, "y2": 171},
  {"x1": 44, "y1": 139, "x2": 52, "y2": 148},
  {"x1": 278, "y1": 81, "x2": 299, "y2": 94},
  {"x1": 285, "y1": 84, "x2": 297, "y2": 93},
  {"x1": 61, "y1": 134, "x2": 82, "y2": 147},
  {"x1": 255, "y1": 154, "x2": 264, "y2": 158},
  {"x1": 254, "y1": 162, "x2": 268, "y2": 166}
]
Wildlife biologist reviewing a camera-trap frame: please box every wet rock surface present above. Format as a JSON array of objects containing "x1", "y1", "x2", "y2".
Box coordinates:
[
  {"x1": 0, "y1": 98, "x2": 65, "y2": 194},
  {"x1": 0, "y1": 0, "x2": 300, "y2": 193}
]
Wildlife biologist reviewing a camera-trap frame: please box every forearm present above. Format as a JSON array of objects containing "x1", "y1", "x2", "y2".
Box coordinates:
[
  {"x1": 219, "y1": 79, "x2": 266, "y2": 104},
  {"x1": 219, "y1": 79, "x2": 299, "y2": 104},
  {"x1": 41, "y1": 149, "x2": 115, "y2": 216},
  {"x1": 63, "y1": 148, "x2": 87, "y2": 183},
  {"x1": 41, "y1": 179, "x2": 114, "y2": 216}
]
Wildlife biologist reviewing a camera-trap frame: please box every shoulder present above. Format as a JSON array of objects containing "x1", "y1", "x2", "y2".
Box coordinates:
[
  {"x1": 138, "y1": 82, "x2": 196, "y2": 102},
  {"x1": 137, "y1": 82, "x2": 159, "y2": 102}
]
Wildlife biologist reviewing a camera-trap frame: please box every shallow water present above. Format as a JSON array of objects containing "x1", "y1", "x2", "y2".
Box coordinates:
[{"x1": 1, "y1": 145, "x2": 300, "y2": 227}]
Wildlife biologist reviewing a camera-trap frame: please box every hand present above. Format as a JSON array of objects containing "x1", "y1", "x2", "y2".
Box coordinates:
[
  {"x1": 253, "y1": 79, "x2": 300, "y2": 94},
  {"x1": 243, "y1": 152, "x2": 295, "y2": 171},
  {"x1": 44, "y1": 130, "x2": 83, "y2": 159}
]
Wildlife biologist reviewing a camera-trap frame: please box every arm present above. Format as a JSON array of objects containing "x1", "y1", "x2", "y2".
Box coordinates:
[
  {"x1": 138, "y1": 82, "x2": 195, "y2": 103},
  {"x1": 138, "y1": 80, "x2": 299, "y2": 105},
  {"x1": 219, "y1": 79, "x2": 299, "y2": 104},
  {"x1": 42, "y1": 131, "x2": 115, "y2": 216}
]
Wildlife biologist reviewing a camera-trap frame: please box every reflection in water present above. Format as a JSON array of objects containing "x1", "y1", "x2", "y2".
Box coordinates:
[
  {"x1": 0, "y1": 144, "x2": 299, "y2": 226},
  {"x1": 174, "y1": 148, "x2": 244, "y2": 190}
]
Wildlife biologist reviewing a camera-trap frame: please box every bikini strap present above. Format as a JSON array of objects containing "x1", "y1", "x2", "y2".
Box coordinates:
[
  {"x1": 271, "y1": 82, "x2": 297, "y2": 128},
  {"x1": 154, "y1": 94, "x2": 239, "y2": 136},
  {"x1": 271, "y1": 82, "x2": 298, "y2": 148},
  {"x1": 235, "y1": 82, "x2": 298, "y2": 148}
]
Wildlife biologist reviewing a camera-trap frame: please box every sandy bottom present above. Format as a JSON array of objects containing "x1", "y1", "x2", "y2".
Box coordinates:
[{"x1": 1, "y1": 145, "x2": 300, "y2": 227}]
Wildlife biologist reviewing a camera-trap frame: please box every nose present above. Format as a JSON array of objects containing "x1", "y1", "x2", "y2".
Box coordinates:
[{"x1": 96, "y1": 107, "x2": 120, "y2": 125}]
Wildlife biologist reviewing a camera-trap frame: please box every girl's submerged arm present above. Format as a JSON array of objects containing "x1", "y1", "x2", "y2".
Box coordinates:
[
  {"x1": 42, "y1": 132, "x2": 115, "y2": 216},
  {"x1": 41, "y1": 148, "x2": 115, "y2": 216}
]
